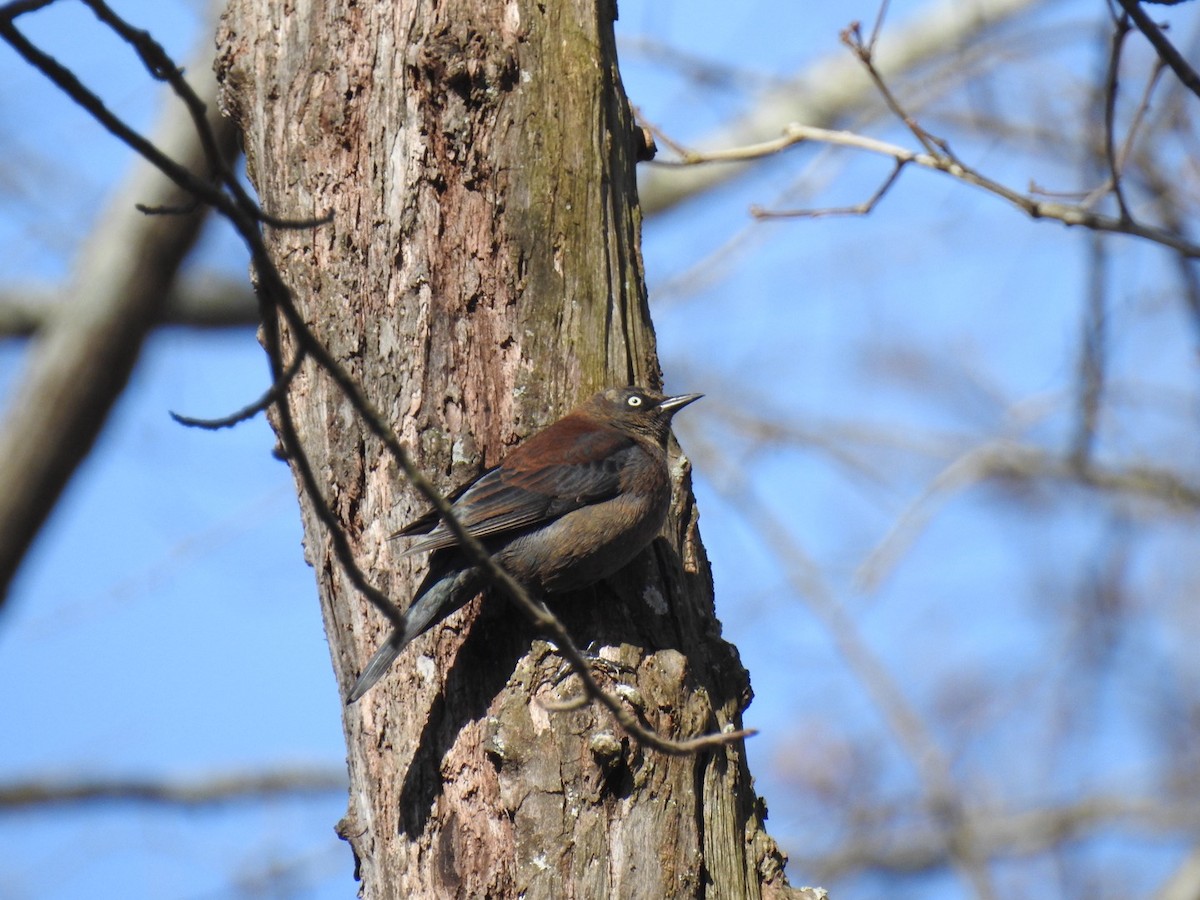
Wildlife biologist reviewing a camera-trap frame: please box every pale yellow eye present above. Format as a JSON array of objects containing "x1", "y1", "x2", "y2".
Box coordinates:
[{"x1": 627, "y1": 395, "x2": 643, "y2": 407}]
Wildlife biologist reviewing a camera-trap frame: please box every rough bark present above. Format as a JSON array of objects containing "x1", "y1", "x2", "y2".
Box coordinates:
[{"x1": 216, "y1": 1, "x2": 798, "y2": 897}]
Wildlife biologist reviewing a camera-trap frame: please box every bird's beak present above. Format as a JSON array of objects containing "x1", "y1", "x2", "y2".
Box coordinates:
[{"x1": 658, "y1": 392, "x2": 703, "y2": 414}]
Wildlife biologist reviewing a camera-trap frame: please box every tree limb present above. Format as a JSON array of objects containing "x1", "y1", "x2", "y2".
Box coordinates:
[
  {"x1": 637, "y1": 0, "x2": 1049, "y2": 213},
  {"x1": 0, "y1": 276, "x2": 259, "y2": 336},
  {"x1": 0, "y1": 768, "x2": 346, "y2": 810},
  {"x1": 1113, "y1": 0, "x2": 1200, "y2": 101},
  {"x1": 0, "y1": 6, "x2": 239, "y2": 603},
  {"x1": 799, "y1": 795, "x2": 1200, "y2": 878}
]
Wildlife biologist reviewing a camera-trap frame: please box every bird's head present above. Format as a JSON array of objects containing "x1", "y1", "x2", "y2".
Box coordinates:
[{"x1": 586, "y1": 386, "x2": 702, "y2": 445}]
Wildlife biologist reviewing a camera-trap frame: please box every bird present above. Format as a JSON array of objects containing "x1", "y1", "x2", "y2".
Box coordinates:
[{"x1": 346, "y1": 386, "x2": 702, "y2": 703}]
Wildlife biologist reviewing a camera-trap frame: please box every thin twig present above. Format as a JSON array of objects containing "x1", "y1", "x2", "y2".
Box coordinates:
[
  {"x1": 1140, "y1": 156, "x2": 1200, "y2": 344},
  {"x1": 751, "y1": 159, "x2": 903, "y2": 219},
  {"x1": 647, "y1": 15, "x2": 1200, "y2": 258},
  {"x1": 842, "y1": 20, "x2": 945, "y2": 156},
  {"x1": 1113, "y1": 0, "x2": 1200, "y2": 101},
  {"x1": 637, "y1": 0, "x2": 1048, "y2": 215},
  {"x1": 655, "y1": 120, "x2": 1200, "y2": 257},
  {"x1": 1081, "y1": 52, "x2": 1167, "y2": 211},
  {"x1": 866, "y1": 0, "x2": 892, "y2": 53},
  {"x1": 170, "y1": 349, "x2": 307, "y2": 430},
  {"x1": 635, "y1": 106, "x2": 718, "y2": 163},
  {"x1": 0, "y1": 769, "x2": 346, "y2": 810},
  {"x1": 1103, "y1": 12, "x2": 1133, "y2": 221},
  {"x1": 136, "y1": 199, "x2": 200, "y2": 216},
  {"x1": 801, "y1": 794, "x2": 1200, "y2": 879},
  {"x1": 858, "y1": 441, "x2": 1200, "y2": 592},
  {"x1": 78, "y1": 0, "x2": 324, "y2": 232},
  {"x1": 1115, "y1": 58, "x2": 1165, "y2": 175},
  {"x1": 1070, "y1": 234, "x2": 1109, "y2": 468}
]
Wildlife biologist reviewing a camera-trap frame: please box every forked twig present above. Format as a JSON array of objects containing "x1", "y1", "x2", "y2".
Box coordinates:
[
  {"x1": 170, "y1": 349, "x2": 307, "y2": 430},
  {"x1": 1113, "y1": 0, "x2": 1200, "y2": 101},
  {"x1": 640, "y1": 15, "x2": 1200, "y2": 259}
]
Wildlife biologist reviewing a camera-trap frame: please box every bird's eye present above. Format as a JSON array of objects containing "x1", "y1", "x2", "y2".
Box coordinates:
[{"x1": 626, "y1": 395, "x2": 644, "y2": 407}]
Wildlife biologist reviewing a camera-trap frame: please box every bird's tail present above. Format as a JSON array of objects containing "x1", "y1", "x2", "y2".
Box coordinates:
[
  {"x1": 346, "y1": 566, "x2": 482, "y2": 704},
  {"x1": 346, "y1": 636, "x2": 405, "y2": 705}
]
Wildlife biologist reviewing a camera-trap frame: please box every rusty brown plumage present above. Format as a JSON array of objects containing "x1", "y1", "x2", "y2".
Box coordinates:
[{"x1": 346, "y1": 386, "x2": 701, "y2": 703}]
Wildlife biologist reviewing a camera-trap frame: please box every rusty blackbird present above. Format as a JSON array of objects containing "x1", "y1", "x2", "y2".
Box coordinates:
[{"x1": 346, "y1": 386, "x2": 702, "y2": 703}]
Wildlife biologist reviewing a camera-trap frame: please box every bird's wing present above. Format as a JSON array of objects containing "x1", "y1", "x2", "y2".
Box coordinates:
[{"x1": 396, "y1": 425, "x2": 637, "y2": 555}]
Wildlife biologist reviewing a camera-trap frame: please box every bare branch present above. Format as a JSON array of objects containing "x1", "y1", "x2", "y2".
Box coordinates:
[
  {"x1": 1120, "y1": 60, "x2": 1166, "y2": 168},
  {"x1": 858, "y1": 441, "x2": 1200, "y2": 591},
  {"x1": 1070, "y1": 234, "x2": 1109, "y2": 467},
  {"x1": 637, "y1": 0, "x2": 1050, "y2": 214},
  {"x1": 1113, "y1": 0, "x2": 1200, "y2": 101},
  {"x1": 0, "y1": 769, "x2": 346, "y2": 811},
  {"x1": 0, "y1": 276, "x2": 260, "y2": 336},
  {"x1": 801, "y1": 795, "x2": 1200, "y2": 878},
  {"x1": 656, "y1": 121, "x2": 1200, "y2": 256},
  {"x1": 647, "y1": 11, "x2": 1200, "y2": 259},
  {"x1": 865, "y1": 0, "x2": 893, "y2": 53},
  {"x1": 171, "y1": 350, "x2": 307, "y2": 430},
  {"x1": 842, "y1": 19, "x2": 946, "y2": 156},
  {"x1": 1157, "y1": 846, "x2": 1200, "y2": 900},
  {"x1": 0, "y1": 6, "x2": 239, "y2": 605},
  {"x1": 0, "y1": 3, "x2": 229, "y2": 212},
  {"x1": 619, "y1": 36, "x2": 784, "y2": 93},
  {"x1": 1102, "y1": 11, "x2": 1134, "y2": 221},
  {"x1": 751, "y1": 159, "x2": 903, "y2": 219}
]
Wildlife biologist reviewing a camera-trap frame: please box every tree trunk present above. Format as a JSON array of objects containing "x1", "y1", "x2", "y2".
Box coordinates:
[{"x1": 216, "y1": 1, "x2": 800, "y2": 897}]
